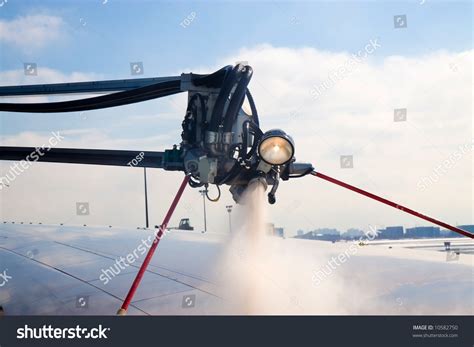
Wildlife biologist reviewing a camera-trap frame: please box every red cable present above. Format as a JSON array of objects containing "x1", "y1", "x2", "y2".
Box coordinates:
[
  {"x1": 118, "y1": 174, "x2": 190, "y2": 315},
  {"x1": 311, "y1": 171, "x2": 473, "y2": 239}
]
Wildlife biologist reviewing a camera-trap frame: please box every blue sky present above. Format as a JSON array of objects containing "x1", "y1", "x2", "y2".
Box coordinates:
[{"x1": 2, "y1": 1, "x2": 472, "y2": 74}]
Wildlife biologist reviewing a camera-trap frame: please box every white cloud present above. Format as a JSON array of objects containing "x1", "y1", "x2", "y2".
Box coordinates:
[{"x1": 0, "y1": 14, "x2": 66, "y2": 51}]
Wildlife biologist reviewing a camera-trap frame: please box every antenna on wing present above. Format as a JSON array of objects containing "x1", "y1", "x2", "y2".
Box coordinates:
[{"x1": 144, "y1": 168, "x2": 149, "y2": 229}]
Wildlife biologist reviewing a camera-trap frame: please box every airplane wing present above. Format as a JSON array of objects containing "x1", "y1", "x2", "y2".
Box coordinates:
[
  {"x1": 1, "y1": 223, "x2": 472, "y2": 315},
  {"x1": 0, "y1": 224, "x2": 224, "y2": 315}
]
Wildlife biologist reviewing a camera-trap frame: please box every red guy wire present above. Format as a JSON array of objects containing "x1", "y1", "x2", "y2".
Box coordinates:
[
  {"x1": 118, "y1": 174, "x2": 190, "y2": 315},
  {"x1": 311, "y1": 171, "x2": 473, "y2": 239}
]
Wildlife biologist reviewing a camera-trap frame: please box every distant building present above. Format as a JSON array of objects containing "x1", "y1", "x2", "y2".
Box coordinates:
[
  {"x1": 274, "y1": 227, "x2": 284, "y2": 238},
  {"x1": 314, "y1": 234, "x2": 340, "y2": 242},
  {"x1": 405, "y1": 226, "x2": 440, "y2": 238},
  {"x1": 377, "y1": 226, "x2": 404, "y2": 239},
  {"x1": 295, "y1": 223, "x2": 464, "y2": 241},
  {"x1": 440, "y1": 225, "x2": 474, "y2": 238},
  {"x1": 343, "y1": 228, "x2": 365, "y2": 239},
  {"x1": 440, "y1": 229, "x2": 459, "y2": 238},
  {"x1": 457, "y1": 225, "x2": 474, "y2": 233},
  {"x1": 294, "y1": 231, "x2": 340, "y2": 242},
  {"x1": 312, "y1": 228, "x2": 340, "y2": 235},
  {"x1": 294, "y1": 231, "x2": 312, "y2": 239},
  {"x1": 266, "y1": 223, "x2": 285, "y2": 238}
]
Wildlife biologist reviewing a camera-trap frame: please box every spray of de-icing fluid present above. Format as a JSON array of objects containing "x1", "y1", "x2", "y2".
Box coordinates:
[
  {"x1": 216, "y1": 180, "x2": 350, "y2": 314},
  {"x1": 214, "y1": 181, "x2": 468, "y2": 315}
]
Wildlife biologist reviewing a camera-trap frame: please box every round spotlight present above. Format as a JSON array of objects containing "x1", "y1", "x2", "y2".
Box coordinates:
[{"x1": 258, "y1": 129, "x2": 295, "y2": 165}]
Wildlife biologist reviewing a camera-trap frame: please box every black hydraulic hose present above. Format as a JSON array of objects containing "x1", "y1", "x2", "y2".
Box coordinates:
[
  {"x1": 208, "y1": 64, "x2": 245, "y2": 132},
  {"x1": 222, "y1": 66, "x2": 253, "y2": 132},
  {"x1": 0, "y1": 65, "x2": 233, "y2": 114},
  {"x1": 239, "y1": 90, "x2": 259, "y2": 160},
  {"x1": 239, "y1": 119, "x2": 263, "y2": 162},
  {"x1": 0, "y1": 80, "x2": 181, "y2": 113},
  {"x1": 245, "y1": 121, "x2": 263, "y2": 160},
  {"x1": 245, "y1": 88, "x2": 259, "y2": 126},
  {"x1": 241, "y1": 121, "x2": 250, "y2": 159},
  {"x1": 193, "y1": 65, "x2": 233, "y2": 88}
]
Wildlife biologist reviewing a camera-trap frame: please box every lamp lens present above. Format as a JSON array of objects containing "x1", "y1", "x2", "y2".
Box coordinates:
[{"x1": 259, "y1": 136, "x2": 293, "y2": 165}]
